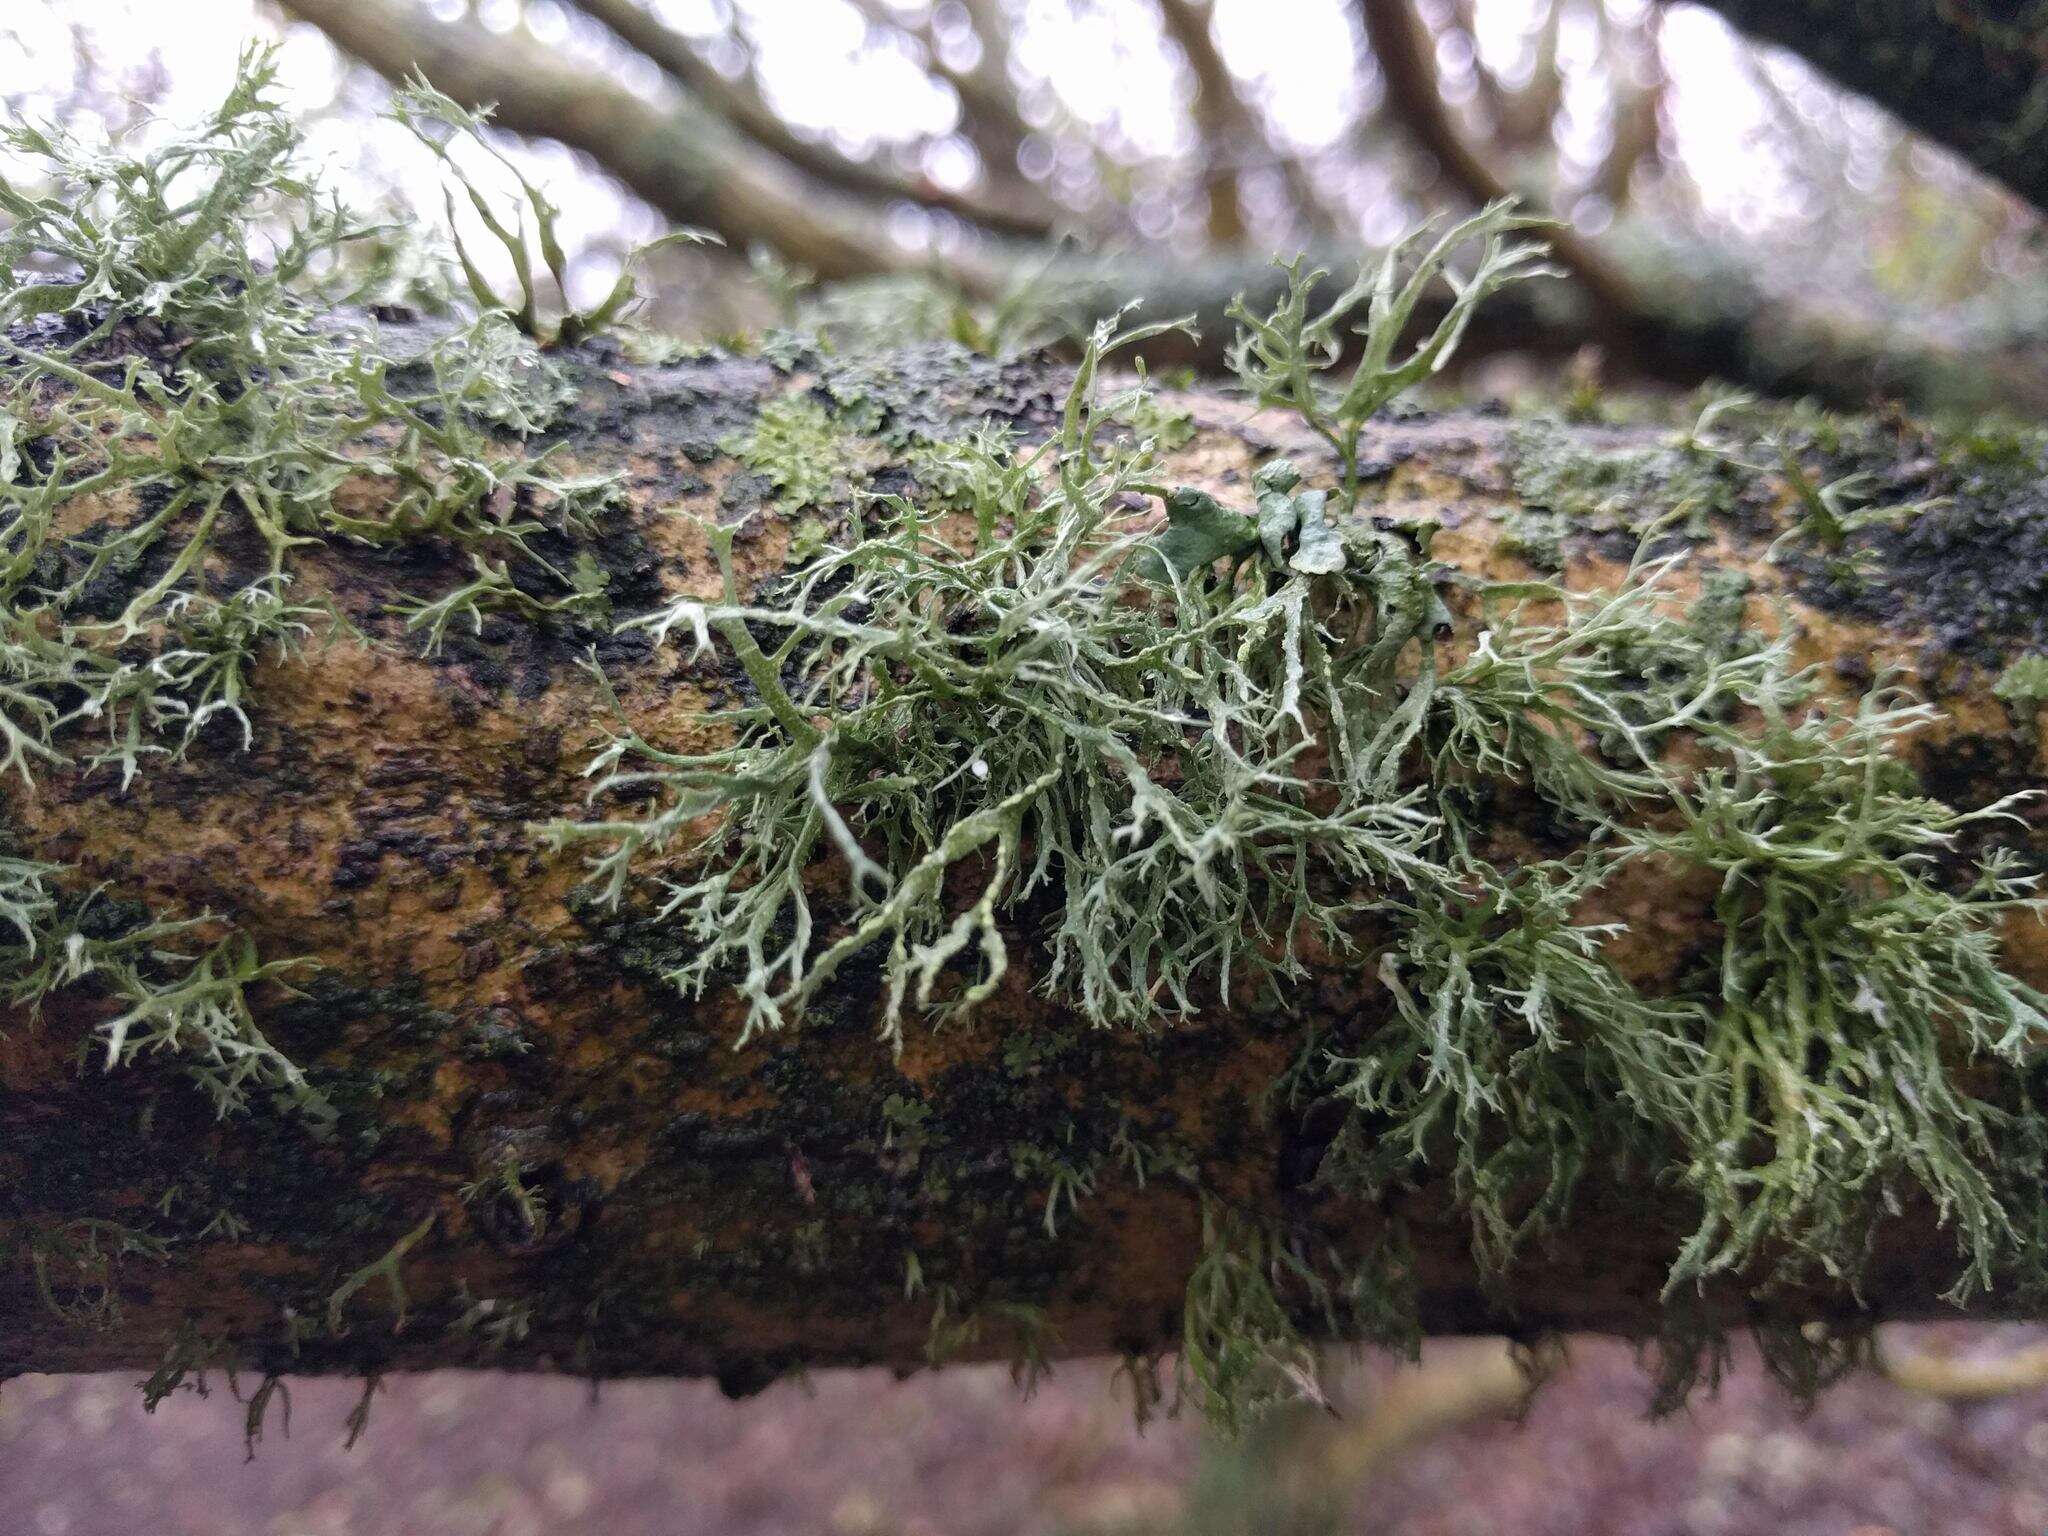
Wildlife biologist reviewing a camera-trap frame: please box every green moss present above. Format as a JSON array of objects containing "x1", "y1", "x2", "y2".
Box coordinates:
[{"x1": 1935, "y1": 416, "x2": 2048, "y2": 479}]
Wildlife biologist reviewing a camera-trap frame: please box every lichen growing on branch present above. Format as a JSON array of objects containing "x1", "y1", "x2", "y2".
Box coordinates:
[
  {"x1": 541, "y1": 202, "x2": 2048, "y2": 1419},
  {"x1": 2, "y1": 57, "x2": 2046, "y2": 1436},
  {"x1": 0, "y1": 53, "x2": 632, "y2": 1116}
]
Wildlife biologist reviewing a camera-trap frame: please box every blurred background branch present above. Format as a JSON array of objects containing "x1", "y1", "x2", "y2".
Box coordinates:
[
  {"x1": 183, "y1": 0, "x2": 2036, "y2": 412},
  {"x1": 11, "y1": 0, "x2": 2039, "y2": 408}
]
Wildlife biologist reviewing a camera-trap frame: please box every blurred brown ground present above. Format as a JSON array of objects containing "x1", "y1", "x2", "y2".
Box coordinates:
[{"x1": 6, "y1": 1328, "x2": 2048, "y2": 1536}]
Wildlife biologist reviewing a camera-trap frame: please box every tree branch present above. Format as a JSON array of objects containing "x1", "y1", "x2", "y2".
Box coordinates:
[
  {"x1": 277, "y1": 0, "x2": 916, "y2": 280},
  {"x1": 1155, "y1": 0, "x2": 1339, "y2": 240},
  {"x1": 1156, "y1": 0, "x2": 1251, "y2": 243},
  {"x1": 5, "y1": 324, "x2": 2047, "y2": 1387},
  {"x1": 846, "y1": 0, "x2": 1049, "y2": 219},
  {"x1": 559, "y1": 0, "x2": 1064, "y2": 240},
  {"x1": 1357, "y1": 0, "x2": 1647, "y2": 333}
]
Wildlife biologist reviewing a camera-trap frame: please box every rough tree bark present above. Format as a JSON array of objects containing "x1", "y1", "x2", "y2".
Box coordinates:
[{"x1": 3, "y1": 323, "x2": 2046, "y2": 1395}]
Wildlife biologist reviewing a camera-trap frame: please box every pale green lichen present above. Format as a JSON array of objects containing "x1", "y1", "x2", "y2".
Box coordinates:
[
  {"x1": 0, "y1": 49, "x2": 624, "y2": 791},
  {"x1": 1632, "y1": 686, "x2": 2048, "y2": 1297},
  {"x1": 1228, "y1": 206, "x2": 1555, "y2": 506},
  {"x1": 546, "y1": 310, "x2": 1454, "y2": 1046},
  {"x1": 1994, "y1": 652, "x2": 2048, "y2": 717},
  {"x1": 0, "y1": 53, "x2": 637, "y2": 1124},
  {"x1": 0, "y1": 863, "x2": 329, "y2": 1125},
  {"x1": 553, "y1": 199, "x2": 2048, "y2": 1429}
]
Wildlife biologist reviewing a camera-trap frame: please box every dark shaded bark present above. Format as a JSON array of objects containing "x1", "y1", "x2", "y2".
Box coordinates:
[{"x1": 3, "y1": 327, "x2": 2047, "y2": 1389}]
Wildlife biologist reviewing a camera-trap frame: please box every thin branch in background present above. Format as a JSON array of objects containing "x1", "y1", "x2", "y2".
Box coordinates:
[
  {"x1": 1153, "y1": 0, "x2": 1248, "y2": 242},
  {"x1": 1153, "y1": 0, "x2": 1339, "y2": 242},
  {"x1": 1356, "y1": 0, "x2": 1647, "y2": 336},
  {"x1": 275, "y1": 0, "x2": 939, "y2": 282},
  {"x1": 1875, "y1": 1327, "x2": 2048, "y2": 1402},
  {"x1": 1590, "y1": 4, "x2": 1666, "y2": 211},
  {"x1": 845, "y1": 0, "x2": 1052, "y2": 220},
  {"x1": 560, "y1": 0, "x2": 1064, "y2": 239},
  {"x1": 1452, "y1": 0, "x2": 1565, "y2": 155},
  {"x1": 269, "y1": 0, "x2": 2048, "y2": 407}
]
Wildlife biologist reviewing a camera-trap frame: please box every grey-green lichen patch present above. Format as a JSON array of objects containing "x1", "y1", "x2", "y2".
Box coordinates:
[
  {"x1": 1733, "y1": 408, "x2": 2048, "y2": 664},
  {"x1": 1505, "y1": 416, "x2": 1753, "y2": 556},
  {"x1": 544, "y1": 201, "x2": 2048, "y2": 1428},
  {"x1": 1996, "y1": 653, "x2": 2048, "y2": 733},
  {"x1": 718, "y1": 395, "x2": 867, "y2": 513},
  {"x1": 0, "y1": 53, "x2": 672, "y2": 1120},
  {"x1": 1497, "y1": 508, "x2": 1567, "y2": 570},
  {"x1": 818, "y1": 341, "x2": 1063, "y2": 449}
]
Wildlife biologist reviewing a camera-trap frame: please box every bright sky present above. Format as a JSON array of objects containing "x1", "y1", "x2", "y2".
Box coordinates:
[{"x1": 0, "y1": 0, "x2": 1986, "y2": 294}]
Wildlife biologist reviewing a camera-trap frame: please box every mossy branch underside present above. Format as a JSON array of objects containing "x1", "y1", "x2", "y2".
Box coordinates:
[{"x1": 4, "y1": 59, "x2": 2048, "y2": 1435}]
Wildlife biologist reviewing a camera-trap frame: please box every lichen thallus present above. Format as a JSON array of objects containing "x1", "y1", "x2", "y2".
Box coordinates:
[{"x1": 1, "y1": 56, "x2": 2043, "y2": 1429}]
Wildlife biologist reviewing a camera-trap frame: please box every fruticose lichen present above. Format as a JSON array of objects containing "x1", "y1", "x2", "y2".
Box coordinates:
[
  {"x1": 5, "y1": 57, "x2": 2048, "y2": 1438},
  {"x1": 0, "y1": 56, "x2": 639, "y2": 1114},
  {"x1": 545, "y1": 203, "x2": 2048, "y2": 1421}
]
